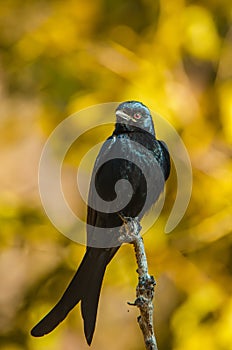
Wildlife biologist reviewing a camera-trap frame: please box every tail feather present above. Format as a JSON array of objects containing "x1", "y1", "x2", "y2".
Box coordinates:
[
  {"x1": 31, "y1": 250, "x2": 92, "y2": 337},
  {"x1": 31, "y1": 247, "x2": 118, "y2": 343},
  {"x1": 81, "y1": 254, "x2": 108, "y2": 345}
]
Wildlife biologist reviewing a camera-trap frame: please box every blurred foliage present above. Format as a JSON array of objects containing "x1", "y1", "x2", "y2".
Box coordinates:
[{"x1": 0, "y1": 0, "x2": 232, "y2": 349}]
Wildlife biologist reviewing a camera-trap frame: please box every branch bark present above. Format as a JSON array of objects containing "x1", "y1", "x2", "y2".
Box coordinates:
[{"x1": 119, "y1": 216, "x2": 158, "y2": 350}]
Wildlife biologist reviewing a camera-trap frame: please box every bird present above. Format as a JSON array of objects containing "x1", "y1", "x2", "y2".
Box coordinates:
[{"x1": 31, "y1": 101, "x2": 170, "y2": 345}]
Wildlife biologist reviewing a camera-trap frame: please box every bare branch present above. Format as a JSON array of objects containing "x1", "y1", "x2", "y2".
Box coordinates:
[{"x1": 119, "y1": 216, "x2": 158, "y2": 350}]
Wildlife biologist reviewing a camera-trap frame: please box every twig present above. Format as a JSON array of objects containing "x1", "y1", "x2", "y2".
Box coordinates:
[{"x1": 119, "y1": 216, "x2": 158, "y2": 350}]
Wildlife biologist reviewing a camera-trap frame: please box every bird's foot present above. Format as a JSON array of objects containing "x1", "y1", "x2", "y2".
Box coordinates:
[{"x1": 118, "y1": 215, "x2": 142, "y2": 244}]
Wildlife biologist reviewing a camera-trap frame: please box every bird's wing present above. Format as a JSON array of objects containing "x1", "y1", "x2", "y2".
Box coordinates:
[
  {"x1": 157, "y1": 140, "x2": 171, "y2": 180},
  {"x1": 86, "y1": 136, "x2": 123, "y2": 248}
]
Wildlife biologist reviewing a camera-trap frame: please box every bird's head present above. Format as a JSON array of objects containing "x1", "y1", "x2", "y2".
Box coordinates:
[{"x1": 115, "y1": 101, "x2": 155, "y2": 135}]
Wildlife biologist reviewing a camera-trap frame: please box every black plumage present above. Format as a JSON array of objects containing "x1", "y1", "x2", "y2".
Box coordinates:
[{"x1": 31, "y1": 101, "x2": 170, "y2": 345}]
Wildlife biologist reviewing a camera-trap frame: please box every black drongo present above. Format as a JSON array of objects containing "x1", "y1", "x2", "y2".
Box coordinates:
[{"x1": 31, "y1": 101, "x2": 170, "y2": 345}]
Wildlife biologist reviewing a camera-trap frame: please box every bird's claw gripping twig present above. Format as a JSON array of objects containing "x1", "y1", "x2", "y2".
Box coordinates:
[{"x1": 118, "y1": 214, "x2": 142, "y2": 244}]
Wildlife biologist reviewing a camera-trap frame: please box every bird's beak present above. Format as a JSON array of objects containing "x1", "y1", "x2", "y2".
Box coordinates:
[{"x1": 115, "y1": 110, "x2": 130, "y2": 121}]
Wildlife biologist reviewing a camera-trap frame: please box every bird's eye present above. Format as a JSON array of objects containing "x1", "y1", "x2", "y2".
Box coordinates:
[{"x1": 134, "y1": 113, "x2": 142, "y2": 119}]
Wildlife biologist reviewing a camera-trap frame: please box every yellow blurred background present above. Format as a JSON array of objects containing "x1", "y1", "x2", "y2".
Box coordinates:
[{"x1": 0, "y1": 0, "x2": 232, "y2": 349}]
